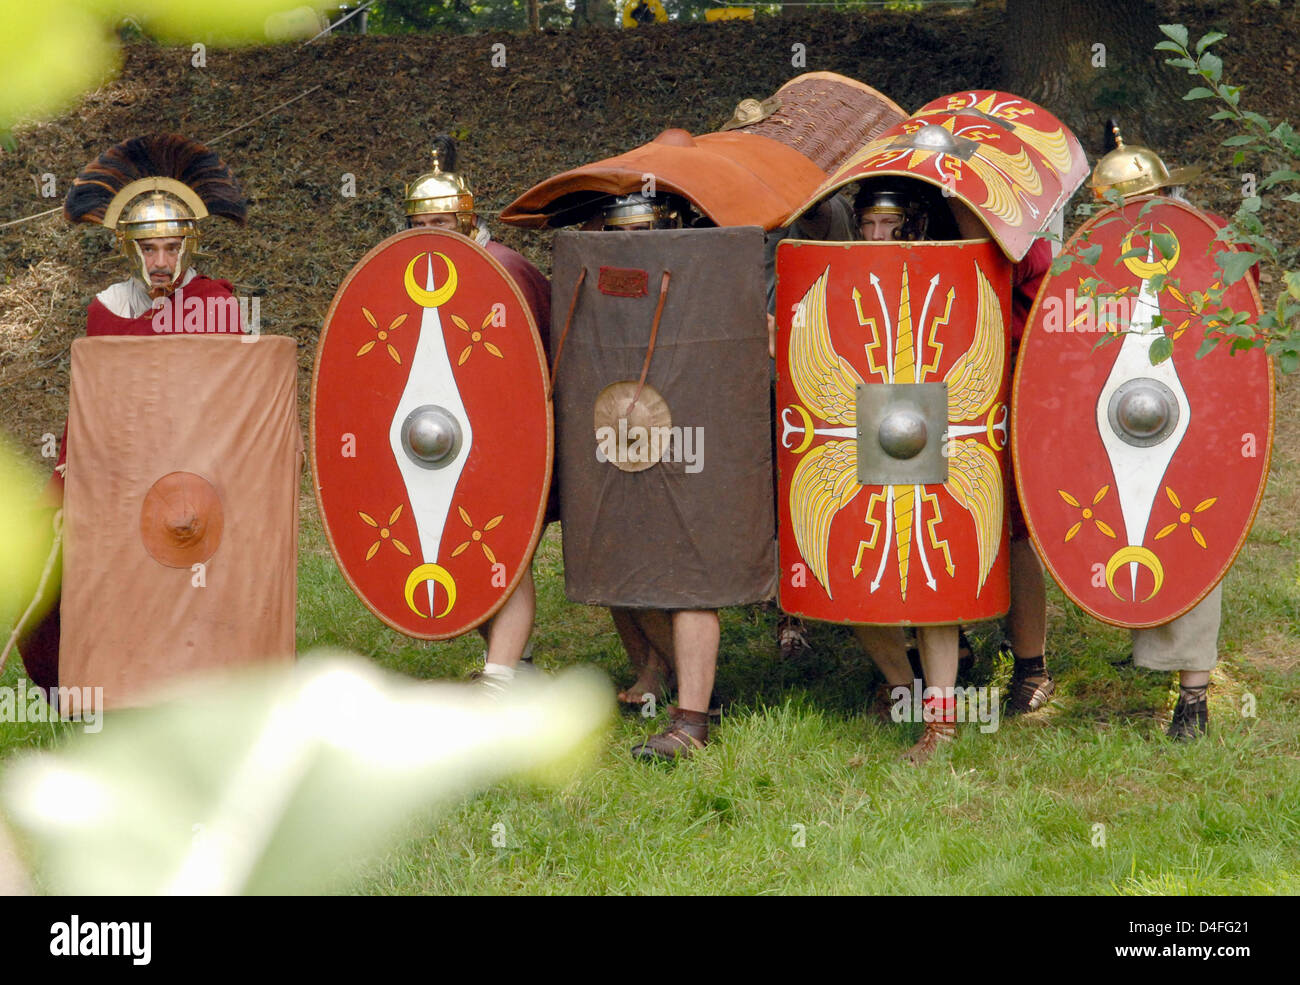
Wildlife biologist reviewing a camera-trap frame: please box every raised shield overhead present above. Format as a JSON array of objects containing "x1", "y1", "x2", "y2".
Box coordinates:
[
  {"x1": 60, "y1": 336, "x2": 300, "y2": 707},
  {"x1": 776, "y1": 239, "x2": 1012, "y2": 625},
  {"x1": 801, "y1": 90, "x2": 1089, "y2": 261},
  {"x1": 551, "y1": 226, "x2": 775, "y2": 608},
  {"x1": 1013, "y1": 197, "x2": 1273, "y2": 628},
  {"x1": 312, "y1": 229, "x2": 552, "y2": 640}
]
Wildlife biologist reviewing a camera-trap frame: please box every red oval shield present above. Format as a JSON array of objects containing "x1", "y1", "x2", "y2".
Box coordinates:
[
  {"x1": 776, "y1": 238, "x2": 1012, "y2": 625},
  {"x1": 311, "y1": 229, "x2": 553, "y2": 639},
  {"x1": 1013, "y1": 197, "x2": 1273, "y2": 628}
]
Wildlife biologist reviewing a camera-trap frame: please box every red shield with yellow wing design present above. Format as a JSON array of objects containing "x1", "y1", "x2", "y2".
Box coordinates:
[
  {"x1": 776, "y1": 239, "x2": 1012, "y2": 625},
  {"x1": 1013, "y1": 197, "x2": 1273, "y2": 628},
  {"x1": 311, "y1": 229, "x2": 553, "y2": 639},
  {"x1": 799, "y1": 90, "x2": 1088, "y2": 261}
]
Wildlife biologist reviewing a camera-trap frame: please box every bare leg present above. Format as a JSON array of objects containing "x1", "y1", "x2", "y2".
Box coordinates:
[
  {"x1": 481, "y1": 565, "x2": 536, "y2": 669},
  {"x1": 1008, "y1": 537, "x2": 1046, "y2": 658},
  {"x1": 612, "y1": 607, "x2": 673, "y2": 699},
  {"x1": 1180, "y1": 670, "x2": 1210, "y2": 688},
  {"x1": 672, "y1": 610, "x2": 719, "y2": 715},
  {"x1": 917, "y1": 626, "x2": 958, "y2": 695},
  {"x1": 852, "y1": 625, "x2": 915, "y2": 687}
]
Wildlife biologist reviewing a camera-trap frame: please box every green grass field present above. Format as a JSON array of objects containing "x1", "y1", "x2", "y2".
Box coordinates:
[{"x1": 3, "y1": 391, "x2": 1298, "y2": 895}]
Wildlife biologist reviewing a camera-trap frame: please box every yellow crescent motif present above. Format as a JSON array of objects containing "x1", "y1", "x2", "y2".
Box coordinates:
[
  {"x1": 1121, "y1": 227, "x2": 1180, "y2": 280},
  {"x1": 404, "y1": 252, "x2": 458, "y2": 308},
  {"x1": 985, "y1": 401, "x2": 1007, "y2": 451},
  {"x1": 404, "y1": 562, "x2": 457, "y2": 618},
  {"x1": 1104, "y1": 546, "x2": 1164, "y2": 602},
  {"x1": 786, "y1": 404, "x2": 815, "y2": 455}
]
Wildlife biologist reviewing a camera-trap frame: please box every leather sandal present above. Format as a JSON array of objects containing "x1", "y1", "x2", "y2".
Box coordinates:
[
  {"x1": 631, "y1": 706, "x2": 709, "y2": 763},
  {"x1": 1006, "y1": 653, "x2": 1055, "y2": 714},
  {"x1": 903, "y1": 721, "x2": 956, "y2": 765}
]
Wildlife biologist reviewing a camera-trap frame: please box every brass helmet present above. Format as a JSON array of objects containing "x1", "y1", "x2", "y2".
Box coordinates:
[
  {"x1": 404, "y1": 134, "x2": 475, "y2": 235},
  {"x1": 1090, "y1": 124, "x2": 1202, "y2": 199},
  {"x1": 600, "y1": 192, "x2": 685, "y2": 230},
  {"x1": 65, "y1": 134, "x2": 246, "y2": 296}
]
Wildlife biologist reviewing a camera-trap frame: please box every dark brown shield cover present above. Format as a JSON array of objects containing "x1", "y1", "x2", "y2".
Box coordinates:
[
  {"x1": 551, "y1": 227, "x2": 775, "y2": 607},
  {"x1": 312, "y1": 229, "x2": 552, "y2": 639},
  {"x1": 776, "y1": 239, "x2": 1013, "y2": 625},
  {"x1": 1013, "y1": 197, "x2": 1273, "y2": 628},
  {"x1": 60, "y1": 336, "x2": 300, "y2": 706}
]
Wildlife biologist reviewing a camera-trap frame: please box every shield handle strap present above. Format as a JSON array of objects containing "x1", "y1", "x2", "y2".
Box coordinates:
[
  {"x1": 547, "y1": 266, "x2": 587, "y2": 399},
  {"x1": 628, "y1": 270, "x2": 671, "y2": 412}
]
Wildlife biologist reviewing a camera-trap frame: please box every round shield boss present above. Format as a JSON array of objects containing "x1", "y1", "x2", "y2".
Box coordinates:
[
  {"x1": 140, "y1": 471, "x2": 224, "y2": 567},
  {"x1": 593, "y1": 381, "x2": 672, "y2": 473}
]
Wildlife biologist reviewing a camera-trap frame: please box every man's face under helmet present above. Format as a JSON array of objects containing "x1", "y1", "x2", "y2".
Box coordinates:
[
  {"x1": 854, "y1": 183, "x2": 929, "y2": 242},
  {"x1": 405, "y1": 144, "x2": 476, "y2": 235},
  {"x1": 111, "y1": 187, "x2": 203, "y2": 293}
]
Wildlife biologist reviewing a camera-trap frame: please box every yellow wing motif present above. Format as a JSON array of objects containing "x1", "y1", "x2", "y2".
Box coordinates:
[
  {"x1": 1013, "y1": 121, "x2": 1076, "y2": 176},
  {"x1": 789, "y1": 266, "x2": 863, "y2": 426},
  {"x1": 789, "y1": 439, "x2": 861, "y2": 599},
  {"x1": 944, "y1": 262, "x2": 1004, "y2": 423},
  {"x1": 944, "y1": 439, "x2": 1004, "y2": 594}
]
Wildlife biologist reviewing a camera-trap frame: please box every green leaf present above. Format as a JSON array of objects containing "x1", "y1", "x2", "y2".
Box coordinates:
[
  {"x1": 1049, "y1": 255, "x2": 1075, "y2": 276},
  {"x1": 1196, "y1": 31, "x2": 1228, "y2": 52},
  {"x1": 1078, "y1": 244, "x2": 1103, "y2": 265},
  {"x1": 1184, "y1": 87, "x2": 1216, "y2": 100},
  {"x1": 1217, "y1": 251, "x2": 1256, "y2": 284},
  {"x1": 1284, "y1": 271, "x2": 1300, "y2": 301},
  {"x1": 1260, "y1": 170, "x2": 1300, "y2": 190},
  {"x1": 1281, "y1": 351, "x2": 1300, "y2": 374},
  {"x1": 1221, "y1": 134, "x2": 1256, "y2": 146},
  {"x1": 1285, "y1": 193, "x2": 1300, "y2": 203},
  {"x1": 0, "y1": 129, "x2": 14, "y2": 154},
  {"x1": 1238, "y1": 196, "x2": 1262, "y2": 214},
  {"x1": 1164, "y1": 56, "x2": 1197, "y2": 69},
  {"x1": 1200, "y1": 53, "x2": 1223, "y2": 82},
  {"x1": 1151, "y1": 232, "x2": 1178, "y2": 259},
  {"x1": 1148, "y1": 336, "x2": 1174, "y2": 365},
  {"x1": 1233, "y1": 150, "x2": 1246, "y2": 167},
  {"x1": 1118, "y1": 247, "x2": 1149, "y2": 261},
  {"x1": 1155, "y1": 40, "x2": 1185, "y2": 53},
  {"x1": 1159, "y1": 23, "x2": 1190, "y2": 47},
  {"x1": 1242, "y1": 111, "x2": 1270, "y2": 130},
  {"x1": 1209, "y1": 109, "x2": 1237, "y2": 121}
]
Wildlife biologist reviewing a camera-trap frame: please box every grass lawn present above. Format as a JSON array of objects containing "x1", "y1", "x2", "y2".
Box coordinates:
[{"x1": 3, "y1": 383, "x2": 1297, "y2": 895}]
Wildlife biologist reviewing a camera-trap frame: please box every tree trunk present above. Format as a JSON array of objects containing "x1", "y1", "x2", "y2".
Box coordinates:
[
  {"x1": 573, "y1": 0, "x2": 615, "y2": 29},
  {"x1": 1003, "y1": 0, "x2": 1194, "y2": 154},
  {"x1": 528, "y1": 0, "x2": 539, "y2": 31}
]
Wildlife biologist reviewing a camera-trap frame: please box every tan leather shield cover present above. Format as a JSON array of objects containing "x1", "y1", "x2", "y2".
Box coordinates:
[
  {"x1": 552, "y1": 227, "x2": 775, "y2": 607},
  {"x1": 60, "y1": 336, "x2": 300, "y2": 705}
]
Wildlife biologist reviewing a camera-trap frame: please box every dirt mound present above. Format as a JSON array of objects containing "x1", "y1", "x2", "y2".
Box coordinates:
[{"x1": 1, "y1": 4, "x2": 1297, "y2": 464}]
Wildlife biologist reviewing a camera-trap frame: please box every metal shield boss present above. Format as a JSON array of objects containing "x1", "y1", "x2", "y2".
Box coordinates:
[
  {"x1": 312, "y1": 229, "x2": 553, "y2": 639},
  {"x1": 550, "y1": 227, "x2": 776, "y2": 608},
  {"x1": 1013, "y1": 197, "x2": 1273, "y2": 628},
  {"x1": 776, "y1": 239, "x2": 1012, "y2": 625}
]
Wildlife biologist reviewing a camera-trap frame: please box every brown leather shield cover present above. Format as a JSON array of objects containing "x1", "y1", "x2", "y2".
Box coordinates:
[
  {"x1": 776, "y1": 239, "x2": 1012, "y2": 625},
  {"x1": 1013, "y1": 198, "x2": 1273, "y2": 628},
  {"x1": 60, "y1": 336, "x2": 300, "y2": 706},
  {"x1": 552, "y1": 227, "x2": 775, "y2": 607}
]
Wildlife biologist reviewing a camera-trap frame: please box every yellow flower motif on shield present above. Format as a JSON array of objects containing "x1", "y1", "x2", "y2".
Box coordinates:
[
  {"x1": 1059, "y1": 485, "x2": 1117, "y2": 542},
  {"x1": 359, "y1": 505, "x2": 412, "y2": 560},
  {"x1": 1153, "y1": 487, "x2": 1216, "y2": 549},
  {"x1": 356, "y1": 307, "x2": 407, "y2": 364},
  {"x1": 454, "y1": 310, "x2": 504, "y2": 366},
  {"x1": 450, "y1": 506, "x2": 504, "y2": 564}
]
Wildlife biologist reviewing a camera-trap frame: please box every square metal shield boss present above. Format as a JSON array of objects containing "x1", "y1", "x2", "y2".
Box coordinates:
[{"x1": 856, "y1": 382, "x2": 949, "y2": 485}]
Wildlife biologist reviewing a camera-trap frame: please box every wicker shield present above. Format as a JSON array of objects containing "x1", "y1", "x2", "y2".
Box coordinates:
[{"x1": 551, "y1": 227, "x2": 775, "y2": 607}]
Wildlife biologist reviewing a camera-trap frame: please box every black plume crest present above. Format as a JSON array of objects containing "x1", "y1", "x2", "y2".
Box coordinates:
[
  {"x1": 64, "y1": 133, "x2": 247, "y2": 225},
  {"x1": 430, "y1": 134, "x2": 459, "y2": 173}
]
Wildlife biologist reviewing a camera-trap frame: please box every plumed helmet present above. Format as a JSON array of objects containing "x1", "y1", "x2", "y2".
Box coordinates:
[
  {"x1": 404, "y1": 134, "x2": 476, "y2": 234},
  {"x1": 65, "y1": 134, "x2": 246, "y2": 294}
]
